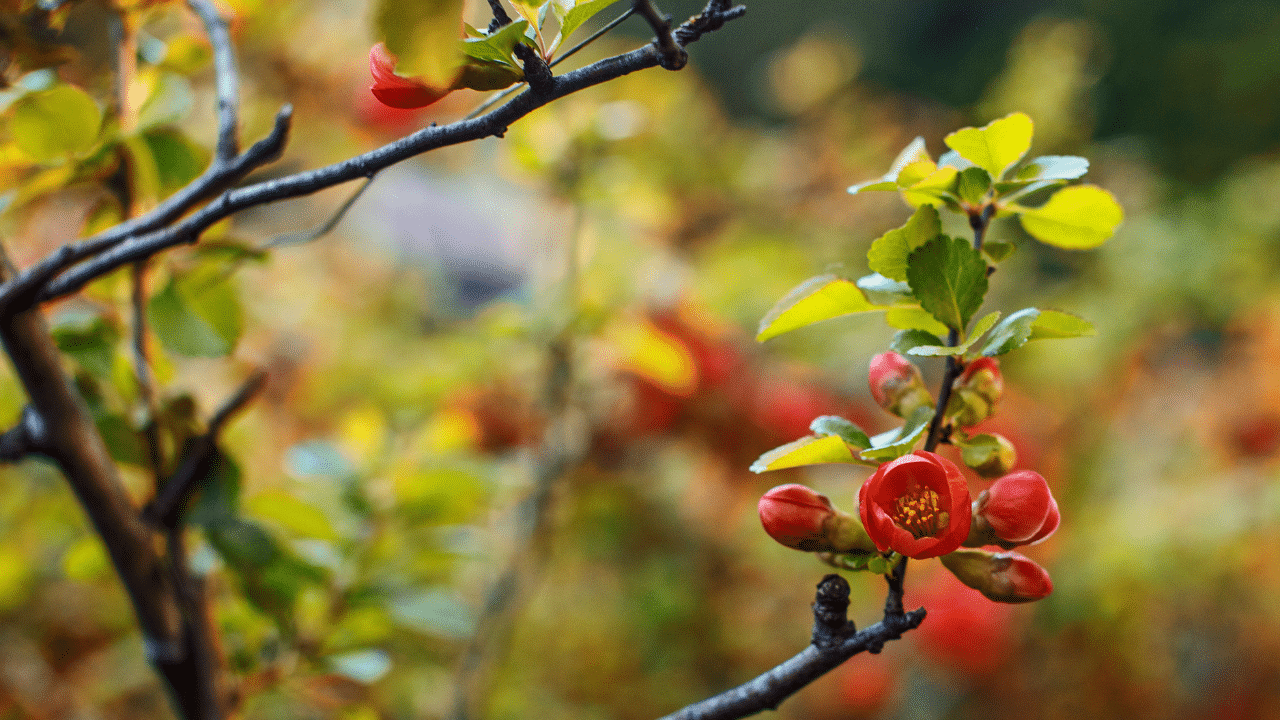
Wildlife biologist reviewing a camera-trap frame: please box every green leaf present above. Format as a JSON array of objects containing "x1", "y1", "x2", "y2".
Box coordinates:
[
  {"x1": 551, "y1": 0, "x2": 618, "y2": 50},
  {"x1": 461, "y1": 20, "x2": 531, "y2": 65},
  {"x1": 246, "y1": 491, "x2": 340, "y2": 542},
  {"x1": 51, "y1": 311, "x2": 118, "y2": 378},
  {"x1": 10, "y1": 84, "x2": 102, "y2": 162},
  {"x1": 207, "y1": 518, "x2": 281, "y2": 570},
  {"x1": 855, "y1": 273, "x2": 913, "y2": 305},
  {"x1": 135, "y1": 72, "x2": 193, "y2": 129},
  {"x1": 509, "y1": 0, "x2": 545, "y2": 32},
  {"x1": 905, "y1": 236, "x2": 989, "y2": 333},
  {"x1": 1015, "y1": 155, "x2": 1089, "y2": 181},
  {"x1": 903, "y1": 310, "x2": 1000, "y2": 356},
  {"x1": 848, "y1": 136, "x2": 928, "y2": 194},
  {"x1": 867, "y1": 205, "x2": 941, "y2": 282},
  {"x1": 809, "y1": 415, "x2": 871, "y2": 450},
  {"x1": 375, "y1": 0, "x2": 466, "y2": 86},
  {"x1": 1029, "y1": 309, "x2": 1095, "y2": 340},
  {"x1": 955, "y1": 166, "x2": 992, "y2": 205},
  {"x1": 901, "y1": 165, "x2": 960, "y2": 208},
  {"x1": 943, "y1": 112, "x2": 1033, "y2": 181},
  {"x1": 980, "y1": 307, "x2": 1039, "y2": 356},
  {"x1": 859, "y1": 405, "x2": 933, "y2": 463},
  {"x1": 96, "y1": 414, "x2": 147, "y2": 467},
  {"x1": 143, "y1": 128, "x2": 210, "y2": 192},
  {"x1": 885, "y1": 306, "x2": 950, "y2": 337},
  {"x1": 757, "y1": 274, "x2": 882, "y2": 342},
  {"x1": 890, "y1": 328, "x2": 944, "y2": 354},
  {"x1": 959, "y1": 433, "x2": 1003, "y2": 469},
  {"x1": 147, "y1": 268, "x2": 242, "y2": 358},
  {"x1": 749, "y1": 434, "x2": 861, "y2": 473},
  {"x1": 1015, "y1": 185, "x2": 1123, "y2": 249},
  {"x1": 389, "y1": 589, "x2": 475, "y2": 638},
  {"x1": 188, "y1": 452, "x2": 242, "y2": 527},
  {"x1": 981, "y1": 240, "x2": 1016, "y2": 264},
  {"x1": 328, "y1": 649, "x2": 392, "y2": 683}
]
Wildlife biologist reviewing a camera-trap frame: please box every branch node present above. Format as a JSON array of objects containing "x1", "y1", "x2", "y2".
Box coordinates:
[
  {"x1": 514, "y1": 44, "x2": 555, "y2": 94},
  {"x1": 634, "y1": 0, "x2": 687, "y2": 70},
  {"x1": 811, "y1": 574, "x2": 855, "y2": 648}
]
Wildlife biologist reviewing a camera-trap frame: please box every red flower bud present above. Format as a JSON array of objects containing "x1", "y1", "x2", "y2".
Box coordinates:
[
  {"x1": 941, "y1": 548, "x2": 1053, "y2": 603},
  {"x1": 947, "y1": 357, "x2": 1004, "y2": 427},
  {"x1": 967, "y1": 469, "x2": 1059, "y2": 547},
  {"x1": 858, "y1": 451, "x2": 972, "y2": 559},
  {"x1": 868, "y1": 352, "x2": 933, "y2": 418},
  {"x1": 369, "y1": 43, "x2": 453, "y2": 109},
  {"x1": 759, "y1": 484, "x2": 874, "y2": 553}
]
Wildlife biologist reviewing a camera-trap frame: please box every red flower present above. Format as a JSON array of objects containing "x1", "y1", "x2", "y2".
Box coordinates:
[
  {"x1": 858, "y1": 451, "x2": 972, "y2": 559},
  {"x1": 369, "y1": 43, "x2": 453, "y2": 109},
  {"x1": 758, "y1": 484, "x2": 836, "y2": 551},
  {"x1": 941, "y1": 548, "x2": 1053, "y2": 603},
  {"x1": 969, "y1": 469, "x2": 1059, "y2": 547}
]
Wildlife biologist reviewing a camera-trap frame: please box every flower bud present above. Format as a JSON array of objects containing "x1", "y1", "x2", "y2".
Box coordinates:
[
  {"x1": 759, "y1": 484, "x2": 874, "y2": 553},
  {"x1": 961, "y1": 432, "x2": 1017, "y2": 478},
  {"x1": 947, "y1": 357, "x2": 1003, "y2": 427},
  {"x1": 868, "y1": 352, "x2": 933, "y2": 418},
  {"x1": 941, "y1": 548, "x2": 1053, "y2": 603},
  {"x1": 965, "y1": 470, "x2": 1059, "y2": 548}
]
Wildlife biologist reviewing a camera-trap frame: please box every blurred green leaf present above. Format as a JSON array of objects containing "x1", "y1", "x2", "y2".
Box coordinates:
[
  {"x1": 552, "y1": 0, "x2": 620, "y2": 53},
  {"x1": 188, "y1": 451, "x2": 242, "y2": 527},
  {"x1": 756, "y1": 274, "x2": 882, "y2": 342},
  {"x1": 855, "y1": 273, "x2": 913, "y2": 305},
  {"x1": 867, "y1": 205, "x2": 941, "y2": 282},
  {"x1": 246, "y1": 491, "x2": 340, "y2": 542},
  {"x1": 135, "y1": 72, "x2": 193, "y2": 129},
  {"x1": 147, "y1": 268, "x2": 242, "y2": 358},
  {"x1": 905, "y1": 236, "x2": 988, "y2": 332},
  {"x1": 96, "y1": 414, "x2": 147, "y2": 467},
  {"x1": 375, "y1": 0, "x2": 466, "y2": 86},
  {"x1": 10, "y1": 84, "x2": 102, "y2": 162},
  {"x1": 1015, "y1": 185, "x2": 1124, "y2": 249},
  {"x1": 207, "y1": 518, "x2": 280, "y2": 570},
  {"x1": 981, "y1": 240, "x2": 1016, "y2": 263},
  {"x1": 943, "y1": 112, "x2": 1033, "y2": 180},
  {"x1": 143, "y1": 128, "x2": 210, "y2": 192},
  {"x1": 749, "y1": 434, "x2": 862, "y2": 473},
  {"x1": 959, "y1": 432, "x2": 1004, "y2": 469},
  {"x1": 848, "y1": 136, "x2": 928, "y2": 194},
  {"x1": 389, "y1": 589, "x2": 474, "y2": 638},
  {"x1": 1015, "y1": 155, "x2": 1089, "y2": 182},
  {"x1": 1029, "y1": 309, "x2": 1096, "y2": 340},
  {"x1": 809, "y1": 415, "x2": 871, "y2": 450},
  {"x1": 285, "y1": 440, "x2": 354, "y2": 480},
  {"x1": 979, "y1": 307, "x2": 1094, "y2": 356},
  {"x1": 51, "y1": 312, "x2": 118, "y2": 378},
  {"x1": 328, "y1": 649, "x2": 392, "y2": 683}
]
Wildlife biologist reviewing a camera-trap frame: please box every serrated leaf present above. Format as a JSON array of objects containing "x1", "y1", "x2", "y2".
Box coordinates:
[
  {"x1": 10, "y1": 84, "x2": 102, "y2": 162},
  {"x1": 749, "y1": 434, "x2": 861, "y2": 473},
  {"x1": 956, "y1": 166, "x2": 992, "y2": 205},
  {"x1": 1015, "y1": 185, "x2": 1123, "y2": 249},
  {"x1": 891, "y1": 328, "x2": 944, "y2": 354},
  {"x1": 905, "y1": 236, "x2": 989, "y2": 333},
  {"x1": 943, "y1": 112, "x2": 1033, "y2": 181},
  {"x1": 859, "y1": 405, "x2": 933, "y2": 462},
  {"x1": 885, "y1": 306, "x2": 950, "y2": 337},
  {"x1": 1029, "y1": 309, "x2": 1095, "y2": 340},
  {"x1": 867, "y1": 205, "x2": 941, "y2": 282},
  {"x1": 809, "y1": 415, "x2": 871, "y2": 450},
  {"x1": 855, "y1": 273, "x2": 913, "y2": 305},
  {"x1": 980, "y1": 307, "x2": 1039, "y2": 356},
  {"x1": 757, "y1": 274, "x2": 882, "y2": 342},
  {"x1": 849, "y1": 136, "x2": 930, "y2": 194},
  {"x1": 1016, "y1": 155, "x2": 1089, "y2": 182},
  {"x1": 981, "y1": 240, "x2": 1016, "y2": 263},
  {"x1": 375, "y1": 0, "x2": 466, "y2": 86}
]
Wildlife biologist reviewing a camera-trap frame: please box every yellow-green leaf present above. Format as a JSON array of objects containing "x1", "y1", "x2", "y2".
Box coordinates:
[
  {"x1": 757, "y1": 274, "x2": 882, "y2": 342},
  {"x1": 867, "y1": 205, "x2": 941, "y2": 282},
  {"x1": 749, "y1": 434, "x2": 860, "y2": 473},
  {"x1": 246, "y1": 491, "x2": 340, "y2": 542},
  {"x1": 885, "y1": 306, "x2": 950, "y2": 337},
  {"x1": 375, "y1": 0, "x2": 466, "y2": 86},
  {"x1": 1015, "y1": 185, "x2": 1123, "y2": 249},
  {"x1": 10, "y1": 85, "x2": 102, "y2": 163},
  {"x1": 848, "y1": 136, "x2": 929, "y2": 194},
  {"x1": 1029, "y1": 309, "x2": 1095, "y2": 339},
  {"x1": 943, "y1": 112, "x2": 1033, "y2": 181}
]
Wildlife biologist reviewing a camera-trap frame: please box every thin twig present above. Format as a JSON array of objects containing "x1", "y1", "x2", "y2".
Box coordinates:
[
  {"x1": 486, "y1": 0, "x2": 513, "y2": 32},
  {"x1": 259, "y1": 176, "x2": 375, "y2": 249},
  {"x1": 131, "y1": 261, "x2": 165, "y2": 479},
  {"x1": 12, "y1": 1, "x2": 742, "y2": 305},
  {"x1": 187, "y1": 0, "x2": 240, "y2": 160},
  {"x1": 632, "y1": 0, "x2": 686, "y2": 70}
]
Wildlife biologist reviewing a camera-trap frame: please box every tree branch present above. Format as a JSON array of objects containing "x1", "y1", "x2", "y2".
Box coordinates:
[
  {"x1": 187, "y1": 0, "x2": 240, "y2": 160},
  {"x1": 656, "y1": 570, "x2": 924, "y2": 720},
  {"x1": 633, "y1": 0, "x2": 687, "y2": 70},
  {"x1": 0, "y1": 0, "x2": 743, "y2": 310},
  {"x1": 0, "y1": 406, "x2": 49, "y2": 462}
]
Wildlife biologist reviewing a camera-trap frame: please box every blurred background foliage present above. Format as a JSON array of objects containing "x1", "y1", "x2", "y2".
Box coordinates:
[{"x1": 2, "y1": 0, "x2": 1280, "y2": 718}]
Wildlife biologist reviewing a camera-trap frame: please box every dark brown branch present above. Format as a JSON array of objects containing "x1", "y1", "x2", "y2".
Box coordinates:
[
  {"x1": 514, "y1": 43, "x2": 555, "y2": 94},
  {"x1": 12, "y1": 1, "x2": 741, "y2": 305},
  {"x1": 486, "y1": 0, "x2": 513, "y2": 32},
  {"x1": 656, "y1": 569, "x2": 923, "y2": 720},
  {"x1": 633, "y1": 0, "x2": 687, "y2": 70},
  {"x1": 143, "y1": 372, "x2": 267, "y2": 530}
]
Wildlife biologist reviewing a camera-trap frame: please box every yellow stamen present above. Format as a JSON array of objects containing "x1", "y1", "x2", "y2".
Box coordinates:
[{"x1": 891, "y1": 482, "x2": 949, "y2": 539}]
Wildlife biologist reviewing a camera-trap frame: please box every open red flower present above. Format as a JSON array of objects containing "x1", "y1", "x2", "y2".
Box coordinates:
[
  {"x1": 369, "y1": 43, "x2": 453, "y2": 109},
  {"x1": 858, "y1": 451, "x2": 972, "y2": 559}
]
